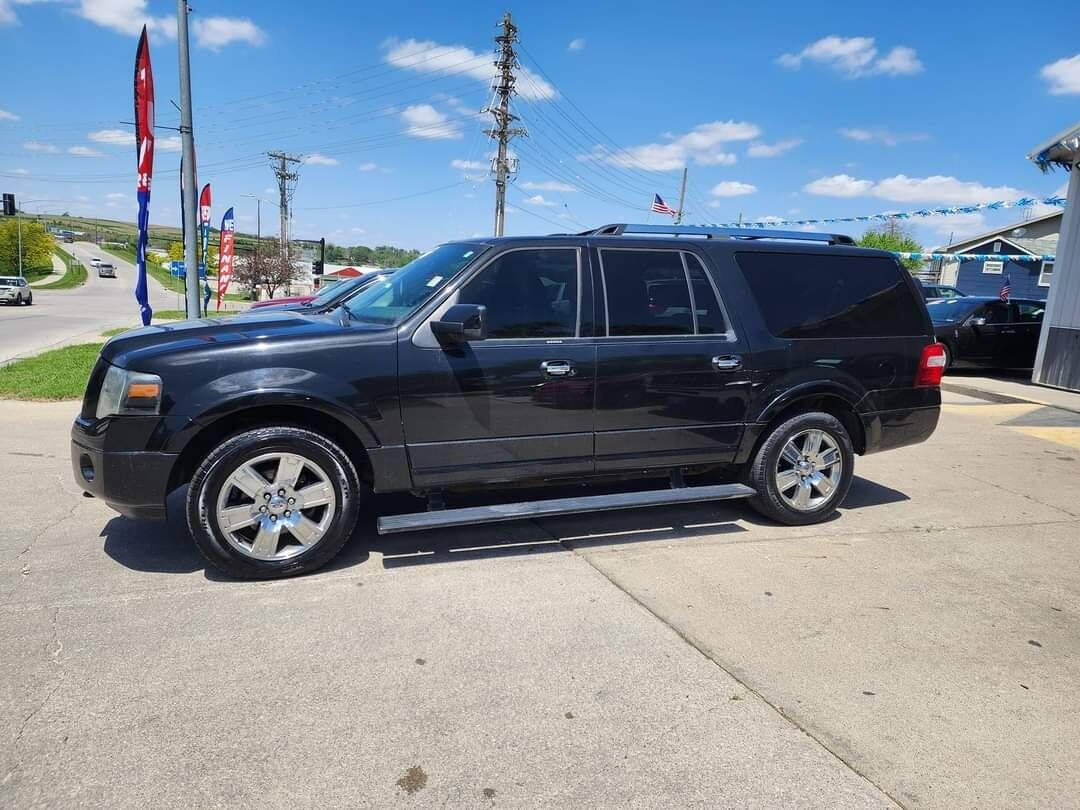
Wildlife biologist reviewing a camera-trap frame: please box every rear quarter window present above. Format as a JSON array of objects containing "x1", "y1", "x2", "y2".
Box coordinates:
[{"x1": 735, "y1": 251, "x2": 925, "y2": 339}]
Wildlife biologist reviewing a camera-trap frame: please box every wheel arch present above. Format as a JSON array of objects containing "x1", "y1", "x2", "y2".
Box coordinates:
[
  {"x1": 744, "y1": 387, "x2": 866, "y2": 463},
  {"x1": 168, "y1": 402, "x2": 373, "y2": 494}
]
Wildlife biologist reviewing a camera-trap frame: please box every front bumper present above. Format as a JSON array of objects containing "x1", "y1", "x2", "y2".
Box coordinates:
[{"x1": 71, "y1": 422, "x2": 176, "y2": 520}]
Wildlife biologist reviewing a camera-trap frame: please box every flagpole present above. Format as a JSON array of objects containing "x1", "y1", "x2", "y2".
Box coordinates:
[{"x1": 675, "y1": 167, "x2": 687, "y2": 225}]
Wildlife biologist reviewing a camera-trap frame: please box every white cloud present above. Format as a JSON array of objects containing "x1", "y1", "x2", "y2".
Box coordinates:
[
  {"x1": 383, "y1": 37, "x2": 556, "y2": 101},
  {"x1": 521, "y1": 180, "x2": 577, "y2": 192},
  {"x1": 925, "y1": 212, "x2": 987, "y2": 239},
  {"x1": 875, "y1": 46, "x2": 922, "y2": 76},
  {"x1": 263, "y1": 187, "x2": 276, "y2": 195},
  {"x1": 357, "y1": 162, "x2": 378, "y2": 171},
  {"x1": 75, "y1": 0, "x2": 176, "y2": 39},
  {"x1": 157, "y1": 135, "x2": 182, "y2": 152},
  {"x1": 584, "y1": 120, "x2": 759, "y2": 171},
  {"x1": 838, "y1": 127, "x2": 929, "y2": 146},
  {"x1": 0, "y1": 108, "x2": 18, "y2": 121},
  {"x1": 778, "y1": 36, "x2": 922, "y2": 78},
  {"x1": 747, "y1": 138, "x2": 803, "y2": 158},
  {"x1": 568, "y1": 37, "x2": 585, "y2": 52},
  {"x1": 709, "y1": 181, "x2": 757, "y2": 197},
  {"x1": 10, "y1": 168, "x2": 30, "y2": 175},
  {"x1": 302, "y1": 153, "x2": 339, "y2": 166},
  {"x1": 68, "y1": 145, "x2": 104, "y2": 157},
  {"x1": 805, "y1": 173, "x2": 1024, "y2": 205},
  {"x1": 192, "y1": 16, "x2": 266, "y2": 51},
  {"x1": 349, "y1": 227, "x2": 367, "y2": 235},
  {"x1": 1041, "y1": 54, "x2": 1080, "y2": 95},
  {"x1": 524, "y1": 194, "x2": 557, "y2": 207},
  {"x1": 451, "y1": 159, "x2": 485, "y2": 171},
  {"x1": 401, "y1": 104, "x2": 462, "y2": 139},
  {"x1": 804, "y1": 173, "x2": 874, "y2": 197},
  {"x1": 88, "y1": 128, "x2": 132, "y2": 145},
  {"x1": 24, "y1": 141, "x2": 59, "y2": 153},
  {"x1": 872, "y1": 175, "x2": 1021, "y2": 204},
  {"x1": 105, "y1": 192, "x2": 125, "y2": 199}
]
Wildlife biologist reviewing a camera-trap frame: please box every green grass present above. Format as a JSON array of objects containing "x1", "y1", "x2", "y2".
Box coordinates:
[
  {"x1": 36, "y1": 256, "x2": 88, "y2": 290},
  {"x1": 0, "y1": 343, "x2": 103, "y2": 400}
]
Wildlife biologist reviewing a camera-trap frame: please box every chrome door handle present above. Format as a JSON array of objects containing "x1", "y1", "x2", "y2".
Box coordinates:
[
  {"x1": 541, "y1": 360, "x2": 575, "y2": 377},
  {"x1": 712, "y1": 355, "x2": 742, "y2": 371}
]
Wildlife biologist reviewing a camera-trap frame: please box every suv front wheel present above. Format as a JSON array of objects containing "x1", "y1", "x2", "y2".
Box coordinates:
[
  {"x1": 745, "y1": 412, "x2": 854, "y2": 525},
  {"x1": 187, "y1": 426, "x2": 365, "y2": 579}
]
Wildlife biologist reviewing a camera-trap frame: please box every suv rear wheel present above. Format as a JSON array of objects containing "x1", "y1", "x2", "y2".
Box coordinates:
[
  {"x1": 746, "y1": 411, "x2": 854, "y2": 525},
  {"x1": 187, "y1": 426, "x2": 365, "y2": 579}
]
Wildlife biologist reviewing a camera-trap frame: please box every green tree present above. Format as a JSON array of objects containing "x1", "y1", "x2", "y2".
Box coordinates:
[
  {"x1": 858, "y1": 225, "x2": 924, "y2": 273},
  {"x1": 0, "y1": 219, "x2": 55, "y2": 274},
  {"x1": 167, "y1": 241, "x2": 184, "y2": 262}
]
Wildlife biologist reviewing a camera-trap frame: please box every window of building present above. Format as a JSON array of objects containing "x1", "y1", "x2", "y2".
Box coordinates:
[
  {"x1": 982, "y1": 260, "x2": 1004, "y2": 275},
  {"x1": 734, "y1": 251, "x2": 924, "y2": 339},
  {"x1": 993, "y1": 241, "x2": 1002, "y2": 253},
  {"x1": 457, "y1": 248, "x2": 578, "y2": 339},
  {"x1": 1038, "y1": 261, "x2": 1054, "y2": 287}
]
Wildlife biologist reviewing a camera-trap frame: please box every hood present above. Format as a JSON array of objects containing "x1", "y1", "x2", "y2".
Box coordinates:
[{"x1": 102, "y1": 308, "x2": 385, "y2": 369}]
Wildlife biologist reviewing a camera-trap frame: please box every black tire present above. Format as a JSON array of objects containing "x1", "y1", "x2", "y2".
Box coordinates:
[
  {"x1": 24, "y1": 294, "x2": 32, "y2": 306},
  {"x1": 745, "y1": 411, "x2": 854, "y2": 526},
  {"x1": 186, "y1": 426, "x2": 366, "y2": 579}
]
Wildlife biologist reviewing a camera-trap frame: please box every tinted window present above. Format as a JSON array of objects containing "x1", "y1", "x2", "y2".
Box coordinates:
[
  {"x1": 979, "y1": 302, "x2": 1013, "y2": 324},
  {"x1": 685, "y1": 255, "x2": 728, "y2": 334},
  {"x1": 1016, "y1": 302, "x2": 1045, "y2": 323},
  {"x1": 735, "y1": 252, "x2": 924, "y2": 338},
  {"x1": 602, "y1": 250, "x2": 692, "y2": 336},
  {"x1": 926, "y1": 298, "x2": 979, "y2": 323},
  {"x1": 458, "y1": 248, "x2": 577, "y2": 338}
]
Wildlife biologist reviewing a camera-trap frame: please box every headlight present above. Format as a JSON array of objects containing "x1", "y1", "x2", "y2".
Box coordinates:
[{"x1": 96, "y1": 365, "x2": 163, "y2": 419}]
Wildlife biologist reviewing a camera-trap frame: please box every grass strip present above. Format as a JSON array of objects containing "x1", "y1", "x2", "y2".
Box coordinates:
[{"x1": 0, "y1": 343, "x2": 103, "y2": 400}]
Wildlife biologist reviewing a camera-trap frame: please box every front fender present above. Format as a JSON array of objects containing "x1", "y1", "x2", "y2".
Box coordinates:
[{"x1": 159, "y1": 366, "x2": 384, "y2": 453}]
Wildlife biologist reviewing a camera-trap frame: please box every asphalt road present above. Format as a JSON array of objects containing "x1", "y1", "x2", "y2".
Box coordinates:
[
  {"x1": 2, "y1": 387, "x2": 1080, "y2": 807},
  {"x1": 0, "y1": 242, "x2": 176, "y2": 365}
]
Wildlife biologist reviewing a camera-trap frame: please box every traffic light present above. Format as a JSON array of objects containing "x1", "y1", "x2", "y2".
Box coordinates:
[
  {"x1": 2, "y1": 193, "x2": 14, "y2": 216},
  {"x1": 312, "y1": 237, "x2": 325, "y2": 275}
]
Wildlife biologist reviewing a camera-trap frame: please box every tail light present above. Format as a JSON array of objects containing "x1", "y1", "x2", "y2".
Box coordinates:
[{"x1": 916, "y1": 342, "x2": 947, "y2": 387}]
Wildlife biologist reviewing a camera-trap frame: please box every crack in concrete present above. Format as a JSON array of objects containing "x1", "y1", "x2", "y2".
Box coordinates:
[
  {"x1": 949, "y1": 465, "x2": 1080, "y2": 519},
  {"x1": 4, "y1": 607, "x2": 65, "y2": 786}
]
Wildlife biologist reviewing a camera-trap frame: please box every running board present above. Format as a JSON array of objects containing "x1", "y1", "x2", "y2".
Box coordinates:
[{"x1": 377, "y1": 483, "x2": 755, "y2": 535}]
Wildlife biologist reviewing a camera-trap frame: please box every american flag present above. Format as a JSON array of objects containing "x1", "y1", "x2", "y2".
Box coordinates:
[
  {"x1": 651, "y1": 193, "x2": 677, "y2": 218},
  {"x1": 999, "y1": 274, "x2": 1011, "y2": 302}
]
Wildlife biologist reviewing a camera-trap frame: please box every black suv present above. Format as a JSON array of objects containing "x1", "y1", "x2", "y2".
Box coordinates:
[{"x1": 72, "y1": 224, "x2": 943, "y2": 579}]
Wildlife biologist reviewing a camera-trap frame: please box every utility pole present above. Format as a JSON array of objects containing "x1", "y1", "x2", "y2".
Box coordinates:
[
  {"x1": 176, "y1": 0, "x2": 201, "y2": 318},
  {"x1": 674, "y1": 167, "x2": 688, "y2": 225},
  {"x1": 267, "y1": 152, "x2": 300, "y2": 259},
  {"x1": 485, "y1": 12, "x2": 527, "y2": 237},
  {"x1": 16, "y1": 211, "x2": 23, "y2": 277}
]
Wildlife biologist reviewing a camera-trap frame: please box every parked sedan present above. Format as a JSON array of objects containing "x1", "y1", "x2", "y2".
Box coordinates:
[
  {"x1": 250, "y1": 271, "x2": 392, "y2": 314},
  {"x1": 921, "y1": 284, "x2": 967, "y2": 300},
  {"x1": 928, "y1": 296, "x2": 1045, "y2": 370}
]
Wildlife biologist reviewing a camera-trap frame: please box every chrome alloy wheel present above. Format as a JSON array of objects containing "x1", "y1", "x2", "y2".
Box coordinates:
[
  {"x1": 214, "y1": 451, "x2": 337, "y2": 561},
  {"x1": 774, "y1": 429, "x2": 843, "y2": 512}
]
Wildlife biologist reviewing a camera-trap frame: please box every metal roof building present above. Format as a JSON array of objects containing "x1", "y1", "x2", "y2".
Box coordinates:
[{"x1": 1028, "y1": 122, "x2": 1080, "y2": 391}]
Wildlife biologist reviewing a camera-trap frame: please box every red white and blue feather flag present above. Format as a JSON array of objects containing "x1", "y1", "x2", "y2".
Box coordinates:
[{"x1": 133, "y1": 25, "x2": 155, "y2": 325}]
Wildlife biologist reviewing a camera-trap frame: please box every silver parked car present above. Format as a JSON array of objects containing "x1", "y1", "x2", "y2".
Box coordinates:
[{"x1": 0, "y1": 276, "x2": 32, "y2": 306}]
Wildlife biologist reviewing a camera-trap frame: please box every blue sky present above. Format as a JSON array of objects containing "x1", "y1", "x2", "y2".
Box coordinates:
[{"x1": 2, "y1": 0, "x2": 1078, "y2": 250}]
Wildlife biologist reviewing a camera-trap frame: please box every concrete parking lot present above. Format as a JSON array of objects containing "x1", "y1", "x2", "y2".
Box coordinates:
[{"x1": 2, "y1": 384, "x2": 1079, "y2": 808}]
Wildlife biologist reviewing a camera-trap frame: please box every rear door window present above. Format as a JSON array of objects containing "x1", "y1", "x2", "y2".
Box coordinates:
[
  {"x1": 735, "y1": 251, "x2": 925, "y2": 338},
  {"x1": 685, "y1": 254, "x2": 729, "y2": 335},
  {"x1": 600, "y1": 249, "x2": 693, "y2": 336},
  {"x1": 1016, "y1": 302, "x2": 1045, "y2": 323}
]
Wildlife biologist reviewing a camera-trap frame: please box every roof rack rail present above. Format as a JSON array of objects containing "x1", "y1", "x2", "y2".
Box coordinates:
[{"x1": 580, "y1": 223, "x2": 855, "y2": 245}]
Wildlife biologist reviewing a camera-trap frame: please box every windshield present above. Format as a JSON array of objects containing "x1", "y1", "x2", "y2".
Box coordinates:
[
  {"x1": 926, "y1": 298, "x2": 979, "y2": 323},
  {"x1": 343, "y1": 242, "x2": 486, "y2": 325},
  {"x1": 0, "y1": 277, "x2": 18, "y2": 285}
]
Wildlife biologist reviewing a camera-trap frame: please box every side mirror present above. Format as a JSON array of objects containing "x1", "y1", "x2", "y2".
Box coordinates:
[
  {"x1": 431, "y1": 304, "x2": 487, "y2": 343},
  {"x1": 968, "y1": 316, "x2": 987, "y2": 327}
]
